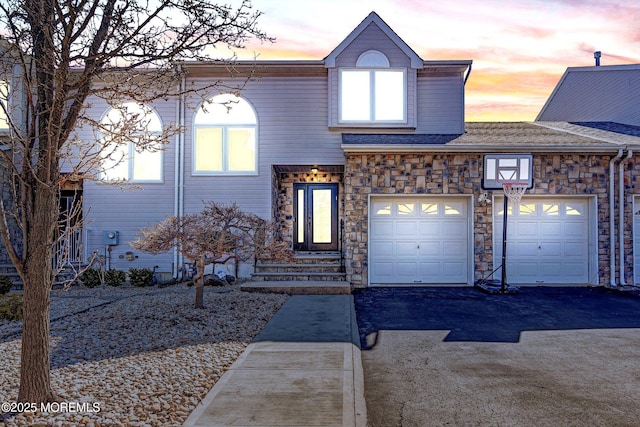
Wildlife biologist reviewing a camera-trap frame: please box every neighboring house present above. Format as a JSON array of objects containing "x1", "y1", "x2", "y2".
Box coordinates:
[
  {"x1": 4, "y1": 12, "x2": 640, "y2": 289},
  {"x1": 536, "y1": 63, "x2": 640, "y2": 287}
]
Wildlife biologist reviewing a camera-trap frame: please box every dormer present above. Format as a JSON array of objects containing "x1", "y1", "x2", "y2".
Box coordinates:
[{"x1": 325, "y1": 12, "x2": 424, "y2": 129}]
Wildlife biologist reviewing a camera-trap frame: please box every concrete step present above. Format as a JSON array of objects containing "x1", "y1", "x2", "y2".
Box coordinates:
[
  {"x1": 251, "y1": 271, "x2": 347, "y2": 282},
  {"x1": 241, "y1": 280, "x2": 351, "y2": 295}
]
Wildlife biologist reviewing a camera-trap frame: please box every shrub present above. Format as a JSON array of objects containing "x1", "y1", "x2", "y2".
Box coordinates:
[
  {"x1": 0, "y1": 294, "x2": 22, "y2": 321},
  {"x1": 129, "y1": 267, "x2": 153, "y2": 287},
  {"x1": 80, "y1": 268, "x2": 102, "y2": 288},
  {"x1": 104, "y1": 269, "x2": 127, "y2": 287},
  {"x1": 0, "y1": 275, "x2": 12, "y2": 294}
]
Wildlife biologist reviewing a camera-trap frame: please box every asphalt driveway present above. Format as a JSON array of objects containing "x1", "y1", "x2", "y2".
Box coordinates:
[{"x1": 354, "y1": 287, "x2": 640, "y2": 426}]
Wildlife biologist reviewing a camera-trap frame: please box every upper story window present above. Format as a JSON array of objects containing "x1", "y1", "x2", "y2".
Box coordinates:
[
  {"x1": 100, "y1": 103, "x2": 163, "y2": 182},
  {"x1": 193, "y1": 94, "x2": 257, "y2": 175},
  {"x1": 339, "y1": 50, "x2": 406, "y2": 123}
]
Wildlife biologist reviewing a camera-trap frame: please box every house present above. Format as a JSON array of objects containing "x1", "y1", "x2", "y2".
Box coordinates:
[{"x1": 4, "y1": 12, "x2": 640, "y2": 289}]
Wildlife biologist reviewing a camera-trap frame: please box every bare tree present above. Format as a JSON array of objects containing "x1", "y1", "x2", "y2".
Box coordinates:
[
  {"x1": 0, "y1": 0, "x2": 272, "y2": 404},
  {"x1": 131, "y1": 202, "x2": 291, "y2": 309}
]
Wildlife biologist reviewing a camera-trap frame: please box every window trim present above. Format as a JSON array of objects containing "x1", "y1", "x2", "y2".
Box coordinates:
[
  {"x1": 100, "y1": 103, "x2": 164, "y2": 184},
  {"x1": 338, "y1": 67, "x2": 408, "y2": 124},
  {"x1": 192, "y1": 95, "x2": 258, "y2": 176}
]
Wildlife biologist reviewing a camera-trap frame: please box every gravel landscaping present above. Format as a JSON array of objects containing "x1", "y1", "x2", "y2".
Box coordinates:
[{"x1": 0, "y1": 283, "x2": 288, "y2": 426}]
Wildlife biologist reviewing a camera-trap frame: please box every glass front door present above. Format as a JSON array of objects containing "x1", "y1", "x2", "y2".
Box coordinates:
[{"x1": 293, "y1": 183, "x2": 338, "y2": 251}]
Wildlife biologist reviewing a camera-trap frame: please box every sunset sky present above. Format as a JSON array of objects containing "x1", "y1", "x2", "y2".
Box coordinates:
[{"x1": 240, "y1": 0, "x2": 640, "y2": 122}]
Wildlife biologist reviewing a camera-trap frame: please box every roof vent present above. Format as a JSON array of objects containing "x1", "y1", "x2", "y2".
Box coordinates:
[{"x1": 594, "y1": 51, "x2": 601, "y2": 66}]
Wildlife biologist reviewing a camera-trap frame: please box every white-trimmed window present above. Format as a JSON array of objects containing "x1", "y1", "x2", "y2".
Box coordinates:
[
  {"x1": 100, "y1": 103, "x2": 163, "y2": 182},
  {"x1": 193, "y1": 94, "x2": 257, "y2": 175},
  {"x1": 339, "y1": 50, "x2": 406, "y2": 123}
]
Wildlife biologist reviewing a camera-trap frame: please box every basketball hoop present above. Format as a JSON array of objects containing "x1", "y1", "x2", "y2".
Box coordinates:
[{"x1": 502, "y1": 182, "x2": 528, "y2": 204}]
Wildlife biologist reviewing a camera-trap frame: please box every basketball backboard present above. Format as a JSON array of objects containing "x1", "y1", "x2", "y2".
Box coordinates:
[{"x1": 482, "y1": 154, "x2": 533, "y2": 190}]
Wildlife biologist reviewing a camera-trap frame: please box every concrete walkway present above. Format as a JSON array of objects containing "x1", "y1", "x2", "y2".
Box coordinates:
[{"x1": 183, "y1": 295, "x2": 367, "y2": 427}]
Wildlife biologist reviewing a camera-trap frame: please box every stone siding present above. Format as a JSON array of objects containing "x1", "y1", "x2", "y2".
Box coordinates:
[
  {"x1": 344, "y1": 153, "x2": 619, "y2": 288},
  {"x1": 275, "y1": 171, "x2": 344, "y2": 250}
]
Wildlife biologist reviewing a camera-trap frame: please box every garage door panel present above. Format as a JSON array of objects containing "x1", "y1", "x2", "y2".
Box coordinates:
[
  {"x1": 370, "y1": 197, "x2": 469, "y2": 284},
  {"x1": 396, "y1": 221, "x2": 417, "y2": 236},
  {"x1": 371, "y1": 241, "x2": 394, "y2": 257},
  {"x1": 418, "y1": 262, "x2": 442, "y2": 276},
  {"x1": 443, "y1": 240, "x2": 466, "y2": 257},
  {"x1": 540, "y1": 221, "x2": 562, "y2": 237},
  {"x1": 540, "y1": 242, "x2": 562, "y2": 257},
  {"x1": 564, "y1": 221, "x2": 587, "y2": 237},
  {"x1": 420, "y1": 241, "x2": 442, "y2": 256},
  {"x1": 441, "y1": 221, "x2": 467, "y2": 237},
  {"x1": 371, "y1": 221, "x2": 394, "y2": 237},
  {"x1": 514, "y1": 242, "x2": 538, "y2": 257},
  {"x1": 564, "y1": 263, "x2": 588, "y2": 278},
  {"x1": 515, "y1": 221, "x2": 539, "y2": 236},
  {"x1": 564, "y1": 242, "x2": 586, "y2": 256},
  {"x1": 397, "y1": 242, "x2": 418, "y2": 257},
  {"x1": 396, "y1": 262, "x2": 417, "y2": 277},
  {"x1": 418, "y1": 221, "x2": 440, "y2": 237}
]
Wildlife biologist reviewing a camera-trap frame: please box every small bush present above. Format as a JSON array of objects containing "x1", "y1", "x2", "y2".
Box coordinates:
[
  {"x1": 0, "y1": 294, "x2": 22, "y2": 321},
  {"x1": 129, "y1": 267, "x2": 153, "y2": 287},
  {"x1": 104, "y1": 269, "x2": 127, "y2": 287},
  {"x1": 80, "y1": 268, "x2": 102, "y2": 288},
  {"x1": 0, "y1": 275, "x2": 12, "y2": 294}
]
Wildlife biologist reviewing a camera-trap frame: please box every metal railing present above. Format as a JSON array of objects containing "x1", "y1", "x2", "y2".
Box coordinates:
[{"x1": 53, "y1": 228, "x2": 83, "y2": 270}]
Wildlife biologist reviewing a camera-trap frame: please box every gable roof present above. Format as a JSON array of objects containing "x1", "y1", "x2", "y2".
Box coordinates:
[
  {"x1": 536, "y1": 64, "x2": 640, "y2": 126},
  {"x1": 324, "y1": 11, "x2": 424, "y2": 69}
]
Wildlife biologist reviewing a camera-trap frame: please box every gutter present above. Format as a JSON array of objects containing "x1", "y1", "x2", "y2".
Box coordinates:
[
  {"x1": 341, "y1": 144, "x2": 621, "y2": 154},
  {"x1": 609, "y1": 149, "x2": 623, "y2": 287},
  {"x1": 619, "y1": 150, "x2": 633, "y2": 286}
]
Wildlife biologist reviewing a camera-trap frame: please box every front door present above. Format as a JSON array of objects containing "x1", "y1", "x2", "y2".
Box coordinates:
[{"x1": 293, "y1": 183, "x2": 338, "y2": 251}]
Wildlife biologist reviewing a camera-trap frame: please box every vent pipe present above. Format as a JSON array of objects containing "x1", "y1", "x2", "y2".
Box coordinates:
[{"x1": 594, "y1": 51, "x2": 601, "y2": 66}]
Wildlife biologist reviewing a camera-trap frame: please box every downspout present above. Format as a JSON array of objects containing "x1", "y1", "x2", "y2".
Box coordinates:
[
  {"x1": 609, "y1": 149, "x2": 623, "y2": 287},
  {"x1": 173, "y1": 66, "x2": 186, "y2": 278},
  {"x1": 619, "y1": 149, "x2": 632, "y2": 286}
]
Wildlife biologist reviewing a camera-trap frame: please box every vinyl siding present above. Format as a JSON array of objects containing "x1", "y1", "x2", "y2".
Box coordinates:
[
  {"x1": 416, "y1": 73, "x2": 466, "y2": 134},
  {"x1": 538, "y1": 68, "x2": 640, "y2": 126},
  {"x1": 182, "y1": 76, "x2": 344, "y2": 218},
  {"x1": 81, "y1": 97, "x2": 178, "y2": 274}
]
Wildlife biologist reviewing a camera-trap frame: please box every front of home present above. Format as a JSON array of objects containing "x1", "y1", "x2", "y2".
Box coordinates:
[{"x1": 4, "y1": 12, "x2": 640, "y2": 289}]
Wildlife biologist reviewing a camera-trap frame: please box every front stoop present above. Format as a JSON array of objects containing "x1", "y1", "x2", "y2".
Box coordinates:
[{"x1": 251, "y1": 252, "x2": 347, "y2": 283}]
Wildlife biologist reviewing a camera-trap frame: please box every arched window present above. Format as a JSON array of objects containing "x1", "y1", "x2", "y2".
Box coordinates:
[
  {"x1": 339, "y1": 50, "x2": 406, "y2": 123},
  {"x1": 193, "y1": 94, "x2": 257, "y2": 175},
  {"x1": 100, "y1": 103, "x2": 163, "y2": 182}
]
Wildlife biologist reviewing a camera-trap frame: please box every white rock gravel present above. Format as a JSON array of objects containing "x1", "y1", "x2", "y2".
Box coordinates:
[{"x1": 0, "y1": 283, "x2": 288, "y2": 426}]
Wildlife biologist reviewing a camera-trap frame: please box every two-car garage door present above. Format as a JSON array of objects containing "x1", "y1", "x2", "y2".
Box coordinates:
[{"x1": 369, "y1": 197, "x2": 470, "y2": 284}]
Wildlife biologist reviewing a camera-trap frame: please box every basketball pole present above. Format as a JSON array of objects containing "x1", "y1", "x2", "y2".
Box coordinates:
[{"x1": 500, "y1": 193, "x2": 509, "y2": 292}]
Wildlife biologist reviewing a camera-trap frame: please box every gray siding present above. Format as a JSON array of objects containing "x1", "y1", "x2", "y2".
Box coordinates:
[
  {"x1": 182, "y1": 76, "x2": 344, "y2": 218},
  {"x1": 334, "y1": 22, "x2": 412, "y2": 68},
  {"x1": 82, "y1": 97, "x2": 178, "y2": 274},
  {"x1": 416, "y1": 73, "x2": 466, "y2": 134},
  {"x1": 538, "y1": 67, "x2": 640, "y2": 126}
]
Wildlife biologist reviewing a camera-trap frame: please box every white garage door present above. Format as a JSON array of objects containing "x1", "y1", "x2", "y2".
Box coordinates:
[
  {"x1": 369, "y1": 197, "x2": 470, "y2": 284},
  {"x1": 494, "y1": 197, "x2": 590, "y2": 284}
]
